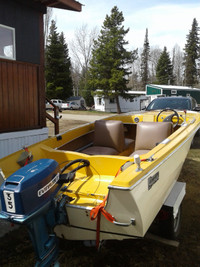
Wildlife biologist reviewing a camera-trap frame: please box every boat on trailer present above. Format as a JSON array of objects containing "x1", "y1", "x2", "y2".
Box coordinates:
[{"x1": 0, "y1": 108, "x2": 200, "y2": 266}]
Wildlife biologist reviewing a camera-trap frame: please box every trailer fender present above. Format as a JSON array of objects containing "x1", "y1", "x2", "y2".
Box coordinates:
[{"x1": 164, "y1": 181, "x2": 186, "y2": 218}]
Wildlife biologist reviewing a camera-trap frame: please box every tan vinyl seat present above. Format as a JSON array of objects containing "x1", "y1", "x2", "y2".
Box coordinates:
[
  {"x1": 82, "y1": 120, "x2": 134, "y2": 155},
  {"x1": 130, "y1": 122, "x2": 173, "y2": 157}
]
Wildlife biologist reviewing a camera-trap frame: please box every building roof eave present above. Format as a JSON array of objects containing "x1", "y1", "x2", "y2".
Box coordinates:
[{"x1": 37, "y1": 0, "x2": 82, "y2": 12}]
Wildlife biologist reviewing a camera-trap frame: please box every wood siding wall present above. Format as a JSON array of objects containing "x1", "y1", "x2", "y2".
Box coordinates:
[{"x1": 0, "y1": 59, "x2": 45, "y2": 133}]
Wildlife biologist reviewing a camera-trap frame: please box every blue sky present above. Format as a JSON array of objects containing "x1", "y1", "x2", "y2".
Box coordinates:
[{"x1": 53, "y1": 0, "x2": 200, "y2": 52}]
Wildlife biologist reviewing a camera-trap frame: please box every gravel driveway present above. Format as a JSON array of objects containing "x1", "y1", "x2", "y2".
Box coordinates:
[
  {"x1": 60, "y1": 112, "x2": 108, "y2": 122},
  {"x1": 47, "y1": 111, "x2": 109, "y2": 136}
]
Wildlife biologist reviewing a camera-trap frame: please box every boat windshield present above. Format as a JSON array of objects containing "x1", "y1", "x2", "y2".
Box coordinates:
[{"x1": 146, "y1": 98, "x2": 191, "y2": 111}]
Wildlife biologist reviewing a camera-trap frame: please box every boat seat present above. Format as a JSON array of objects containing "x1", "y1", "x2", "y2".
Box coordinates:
[
  {"x1": 82, "y1": 120, "x2": 134, "y2": 155},
  {"x1": 130, "y1": 122, "x2": 173, "y2": 157}
]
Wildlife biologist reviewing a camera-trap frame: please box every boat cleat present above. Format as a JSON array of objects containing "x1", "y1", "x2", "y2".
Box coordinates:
[{"x1": 134, "y1": 154, "x2": 143, "y2": 172}]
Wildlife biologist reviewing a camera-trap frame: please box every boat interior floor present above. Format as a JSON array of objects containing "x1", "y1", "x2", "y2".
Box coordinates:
[{"x1": 40, "y1": 120, "x2": 177, "y2": 207}]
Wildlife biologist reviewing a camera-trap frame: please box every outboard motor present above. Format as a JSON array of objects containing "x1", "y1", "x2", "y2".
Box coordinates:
[
  {"x1": 0, "y1": 159, "x2": 70, "y2": 266},
  {"x1": 0, "y1": 158, "x2": 90, "y2": 266}
]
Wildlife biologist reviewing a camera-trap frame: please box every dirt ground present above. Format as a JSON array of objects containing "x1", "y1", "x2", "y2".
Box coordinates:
[
  {"x1": 46, "y1": 109, "x2": 109, "y2": 136},
  {"x1": 0, "y1": 119, "x2": 200, "y2": 266}
]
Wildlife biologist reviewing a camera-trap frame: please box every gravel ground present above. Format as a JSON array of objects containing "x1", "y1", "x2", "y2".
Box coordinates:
[{"x1": 46, "y1": 111, "x2": 108, "y2": 136}]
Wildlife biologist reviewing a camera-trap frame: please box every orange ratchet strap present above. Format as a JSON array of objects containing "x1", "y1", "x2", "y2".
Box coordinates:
[
  {"x1": 90, "y1": 166, "x2": 124, "y2": 249},
  {"x1": 90, "y1": 195, "x2": 114, "y2": 223},
  {"x1": 90, "y1": 195, "x2": 114, "y2": 249}
]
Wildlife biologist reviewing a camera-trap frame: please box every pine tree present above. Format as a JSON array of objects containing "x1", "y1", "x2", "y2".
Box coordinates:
[
  {"x1": 156, "y1": 47, "x2": 174, "y2": 85},
  {"x1": 88, "y1": 6, "x2": 136, "y2": 113},
  {"x1": 45, "y1": 20, "x2": 73, "y2": 99},
  {"x1": 58, "y1": 32, "x2": 73, "y2": 99},
  {"x1": 184, "y1": 18, "x2": 200, "y2": 87},
  {"x1": 141, "y1": 28, "x2": 150, "y2": 90}
]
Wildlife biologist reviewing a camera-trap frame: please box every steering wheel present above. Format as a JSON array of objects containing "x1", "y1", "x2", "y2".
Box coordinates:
[
  {"x1": 156, "y1": 108, "x2": 180, "y2": 128},
  {"x1": 59, "y1": 159, "x2": 90, "y2": 183}
]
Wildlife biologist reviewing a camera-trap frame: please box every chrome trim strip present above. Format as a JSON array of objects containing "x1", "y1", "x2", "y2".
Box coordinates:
[
  {"x1": 160, "y1": 138, "x2": 170, "y2": 144},
  {"x1": 114, "y1": 218, "x2": 136, "y2": 226},
  {"x1": 65, "y1": 203, "x2": 93, "y2": 211}
]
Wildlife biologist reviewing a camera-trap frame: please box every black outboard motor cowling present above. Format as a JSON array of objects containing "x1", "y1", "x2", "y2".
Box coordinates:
[{"x1": 0, "y1": 159, "x2": 66, "y2": 266}]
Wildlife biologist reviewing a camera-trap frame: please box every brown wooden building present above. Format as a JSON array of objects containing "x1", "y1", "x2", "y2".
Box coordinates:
[{"x1": 0, "y1": 0, "x2": 82, "y2": 159}]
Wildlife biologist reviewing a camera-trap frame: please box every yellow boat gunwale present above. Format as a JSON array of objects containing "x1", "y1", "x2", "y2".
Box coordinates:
[{"x1": 0, "y1": 110, "x2": 199, "y2": 196}]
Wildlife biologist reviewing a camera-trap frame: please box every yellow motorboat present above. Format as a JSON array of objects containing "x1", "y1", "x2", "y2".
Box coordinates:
[{"x1": 0, "y1": 108, "x2": 199, "y2": 266}]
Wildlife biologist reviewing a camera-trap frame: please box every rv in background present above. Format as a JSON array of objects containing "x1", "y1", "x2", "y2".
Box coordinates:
[{"x1": 94, "y1": 90, "x2": 149, "y2": 113}]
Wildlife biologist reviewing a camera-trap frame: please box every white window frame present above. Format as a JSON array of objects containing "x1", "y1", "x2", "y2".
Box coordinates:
[
  {"x1": 0, "y1": 24, "x2": 16, "y2": 60},
  {"x1": 171, "y1": 90, "x2": 177, "y2": 95}
]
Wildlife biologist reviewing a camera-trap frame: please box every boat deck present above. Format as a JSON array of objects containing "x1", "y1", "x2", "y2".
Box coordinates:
[{"x1": 61, "y1": 173, "x2": 114, "y2": 207}]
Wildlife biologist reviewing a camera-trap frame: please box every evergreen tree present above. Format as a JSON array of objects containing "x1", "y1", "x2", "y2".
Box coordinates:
[
  {"x1": 58, "y1": 32, "x2": 73, "y2": 99},
  {"x1": 79, "y1": 69, "x2": 94, "y2": 107},
  {"x1": 88, "y1": 6, "x2": 136, "y2": 113},
  {"x1": 184, "y1": 18, "x2": 200, "y2": 87},
  {"x1": 156, "y1": 47, "x2": 174, "y2": 85},
  {"x1": 141, "y1": 28, "x2": 150, "y2": 90},
  {"x1": 45, "y1": 20, "x2": 73, "y2": 99}
]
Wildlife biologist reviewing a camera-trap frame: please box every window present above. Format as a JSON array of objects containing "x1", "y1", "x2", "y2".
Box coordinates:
[
  {"x1": 109, "y1": 98, "x2": 116, "y2": 103},
  {"x1": 146, "y1": 98, "x2": 191, "y2": 110},
  {"x1": 0, "y1": 24, "x2": 16, "y2": 60}
]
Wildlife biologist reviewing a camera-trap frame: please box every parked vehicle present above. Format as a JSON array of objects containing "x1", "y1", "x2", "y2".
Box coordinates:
[
  {"x1": 51, "y1": 99, "x2": 63, "y2": 110},
  {"x1": 45, "y1": 100, "x2": 53, "y2": 110},
  {"x1": 61, "y1": 101, "x2": 68, "y2": 110},
  {"x1": 50, "y1": 99, "x2": 70, "y2": 111},
  {"x1": 146, "y1": 96, "x2": 199, "y2": 111},
  {"x1": 66, "y1": 101, "x2": 80, "y2": 110},
  {"x1": 47, "y1": 99, "x2": 80, "y2": 111}
]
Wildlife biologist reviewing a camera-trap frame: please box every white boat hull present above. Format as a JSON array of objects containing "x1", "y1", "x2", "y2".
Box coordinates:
[{"x1": 54, "y1": 128, "x2": 195, "y2": 240}]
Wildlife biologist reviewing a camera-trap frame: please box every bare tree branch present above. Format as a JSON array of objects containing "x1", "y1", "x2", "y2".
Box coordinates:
[
  {"x1": 70, "y1": 24, "x2": 98, "y2": 71},
  {"x1": 44, "y1": 7, "x2": 53, "y2": 47}
]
